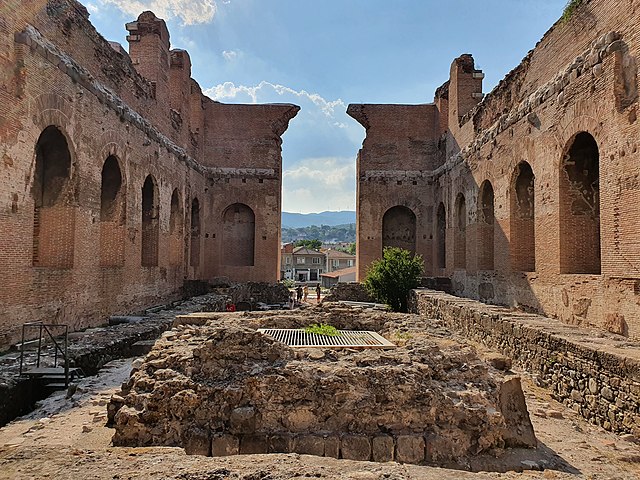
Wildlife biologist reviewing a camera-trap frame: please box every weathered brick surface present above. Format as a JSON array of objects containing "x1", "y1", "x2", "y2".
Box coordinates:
[
  {"x1": 351, "y1": 0, "x2": 640, "y2": 340},
  {"x1": 0, "y1": 1, "x2": 298, "y2": 349}
]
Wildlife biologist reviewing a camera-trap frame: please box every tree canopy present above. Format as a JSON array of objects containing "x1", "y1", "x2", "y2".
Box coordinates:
[
  {"x1": 363, "y1": 247, "x2": 424, "y2": 312},
  {"x1": 294, "y1": 239, "x2": 322, "y2": 250}
]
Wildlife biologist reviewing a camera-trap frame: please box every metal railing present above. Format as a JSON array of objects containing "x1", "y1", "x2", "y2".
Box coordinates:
[{"x1": 18, "y1": 322, "x2": 69, "y2": 387}]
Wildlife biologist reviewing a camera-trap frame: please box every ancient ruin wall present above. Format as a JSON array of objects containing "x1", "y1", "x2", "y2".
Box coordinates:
[
  {"x1": 348, "y1": 104, "x2": 443, "y2": 279},
  {"x1": 352, "y1": 0, "x2": 640, "y2": 339},
  {"x1": 0, "y1": 1, "x2": 298, "y2": 348},
  {"x1": 410, "y1": 289, "x2": 640, "y2": 436},
  {"x1": 109, "y1": 307, "x2": 536, "y2": 468}
]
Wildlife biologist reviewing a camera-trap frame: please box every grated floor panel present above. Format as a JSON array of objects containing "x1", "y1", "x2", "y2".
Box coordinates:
[{"x1": 257, "y1": 328, "x2": 396, "y2": 349}]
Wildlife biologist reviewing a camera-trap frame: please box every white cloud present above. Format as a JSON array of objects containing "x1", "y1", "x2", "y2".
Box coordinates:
[
  {"x1": 203, "y1": 81, "x2": 346, "y2": 117},
  {"x1": 283, "y1": 157, "x2": 356, "y2": 213},
  {"x1": 99, "y1": 0, "x2": 217, "y2": 26},
  {"x1": 222, "y1": 50, "x2": 238, "y2": 61},
  {"x1": 205, "y1": 81, "x2": 260, "y2": 103},
  {"x1": 86, "y1": 3, "x2": 100, "y2": 14}
]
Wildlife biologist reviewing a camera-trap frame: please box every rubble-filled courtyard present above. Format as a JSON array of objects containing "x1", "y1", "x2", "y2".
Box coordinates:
[{"x1": 1, "y1": 303, "x2": 639, "y2": 479}]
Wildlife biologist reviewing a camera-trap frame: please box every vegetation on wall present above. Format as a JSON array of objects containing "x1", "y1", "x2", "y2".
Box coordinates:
[
  {"x1": 363, "y1": 247, "x2": 424, "y2": 313},
  {"x1": 561, "y1": 0, "x2": 584, "y2": 23}
]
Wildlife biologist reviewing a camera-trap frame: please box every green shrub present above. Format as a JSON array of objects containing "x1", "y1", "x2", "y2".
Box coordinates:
[
  {"x1": 363, "y1": 247, "x2": 424, "y2": 312},
  {"x1": 304, "y1": 323, "x2": 339, "y2": 336}
]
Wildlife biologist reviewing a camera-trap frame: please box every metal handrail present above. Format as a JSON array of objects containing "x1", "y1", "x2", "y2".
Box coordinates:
[{"x1": 19, "y1": 322, "x2": 69, "y2": 387}]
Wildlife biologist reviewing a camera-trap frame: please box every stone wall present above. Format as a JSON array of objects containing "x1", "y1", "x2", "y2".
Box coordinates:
[
  {"x1": 227, "y1": 282, "x2": 290, "y2": 305},
  {"x1": 109, "y1": 306, "x2": 536, "y2": 469},
  {"x1": 0, "y1": 1, "x2": 298, "y2": 349},
  {"x1": 351, "y1": 0, "x2": 640, "y2": 341},
  {"x1": 323, "y1": 282, "x2": 375, "y2": 303},
  {"x1": 409, "y1": 289, "x2": 640, "y2": 436}
]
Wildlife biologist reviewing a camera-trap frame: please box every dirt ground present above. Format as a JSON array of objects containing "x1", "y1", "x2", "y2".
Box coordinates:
[{"x1": 0, "y1": 358, "x2": 639, "y2": 480}]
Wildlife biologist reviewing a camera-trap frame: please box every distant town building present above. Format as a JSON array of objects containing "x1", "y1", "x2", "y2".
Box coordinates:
[
  {"x1": 320, "y1": 266, "x2": 356, "y2": 288},
  {"x1": 281, "y1": 245, "x2": 326, "y2": 282},
  {"x1": 325, "y1": 249, "x2": 356, "y2": 273},
  {"x1": 280, "y1": 243, "x2": 295, "y2": 281}
]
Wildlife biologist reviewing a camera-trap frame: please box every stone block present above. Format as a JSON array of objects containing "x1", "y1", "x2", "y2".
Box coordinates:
[
  {"x1": 324, "y1": 435, "x2": 340, "y2": 458},
  {"x1": 230, "y1": 406, "x2": 257, "y2": 434},
  {"x1": 498, "y1": 376, "x2": 537, "y2": 448},
  {"x1": 293, "y1": 435, "x2": 325, "y2": 457},
  {"x1": 341, "y1": 435, "x2": 371, "y2": 461},
  {"x1": 183, "y1": 427, "x2": 211, "y2": 456},
  {"x1": 396, "y1": 435, "x2": 425, "y2": 464},
  {"x1": 486, "y1": 353, "x2": 512, "y2": 371},
  {"x1": 372, "y1": 435, "x2": 394, "y2": 462},
  {"x1": 268, "y1": 434, "x2": 293, "y2": 453},
  {"x1": 240, "y1": 435, "x2": 268, "y2": 454},
  {"x1": 211, "y1": 434, "x2": 239, "y2": 457}
]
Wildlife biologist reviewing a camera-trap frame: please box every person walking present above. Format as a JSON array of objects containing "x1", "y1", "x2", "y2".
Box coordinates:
[
  {"x1": 303, "y1": 285, "x2": 309, "y2": 302},
  {"x1": 316, "y1": 284, "x2": 321, "y2": 303},
  {"x1": 296, "y1": 285, "x2": 303, "y2": 303},
  {"x1": 289, "y1": 290, "x2": 296, "y2": 309}
]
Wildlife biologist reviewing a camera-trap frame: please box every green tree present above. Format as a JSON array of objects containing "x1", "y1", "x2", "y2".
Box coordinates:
[
  {"x1": 337, "y1": 242, "x2": 356, "y2": 255},
  {"x1": 294, "y1": 239, "x2": 322, "y2": 250},
  {"x1": 363, "y1": 247, "x2": 424, "y2": 312}
]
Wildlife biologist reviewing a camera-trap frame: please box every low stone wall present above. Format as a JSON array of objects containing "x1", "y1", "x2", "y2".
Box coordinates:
[
  {"x1": 409, "y1": 289, "x2": 640, "y2": 436},
  {"x1": 323, "y1": 282, "x2": 375, "y2": 303},
  {"x1": 227, "y1": 282, "x2": 290, "y2": 305}
]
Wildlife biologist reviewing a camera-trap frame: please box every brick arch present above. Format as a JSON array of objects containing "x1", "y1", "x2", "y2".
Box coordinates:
[
  {"x1": 100, "y1": 155, "x2": 126, "y2": 267},
  {"x1": 141, "y1": 174, "x2": 159, "y2": 267},
  {"x1": 477, "y1": 180, "x2": 495, "y2": 271},
  {"x1": 32, "y1": 125, "x2": 75, "y2": 268},
  {"x1": 436, "y1": 202, "x2": 446, "y2": 269},
  {"x1": 169, "y1": 188, "x2": 183, "y2": 266},
  {"x1": 510, "y1": 161, "x2": 535, "y2": 272},
  {"x1": 30, "y1": 93, "x2": 81, "y2": 204},
  {"x1": 190, "y1": 197, "x2": 201, "y2": 268},
  {"x1": 554, "y1": 114, "x2": 603, "y2": 170},
  {"x1": 559, "y1": 131, "x2": 601, "y2": 274},
  {"x1": 382, "y1": 205, "x2": 416, "y2": 255},
  {"x1": 454, "y1": 193, "x2": 467, "y2": 270},
  {"x1": 30, "y1": 93, "x2": 74, "y2": 129},
  {"x1": 222, "y1": 203, "x2": 255, "y2": 267}
]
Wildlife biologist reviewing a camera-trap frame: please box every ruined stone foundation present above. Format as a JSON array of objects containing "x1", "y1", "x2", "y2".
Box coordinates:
[{"x1": 108, "y1": 306, "x2": 536, "y2": 469}]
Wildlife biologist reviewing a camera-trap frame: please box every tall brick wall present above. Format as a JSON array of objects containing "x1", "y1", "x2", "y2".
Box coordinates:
[
  {"x1": 0, "y1": 1, "x2": 298, "y2": 349},
  {"x1": 352, "y1": 0, "x2": 640, "y2": 340}
]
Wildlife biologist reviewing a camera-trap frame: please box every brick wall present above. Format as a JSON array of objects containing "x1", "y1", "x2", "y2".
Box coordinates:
[
  {"x1": 0, "y1": 1, "x2": 298, "y2": 349},
  {"x1": 353, "y1": 0, "x2": 640, "y2": 340}
]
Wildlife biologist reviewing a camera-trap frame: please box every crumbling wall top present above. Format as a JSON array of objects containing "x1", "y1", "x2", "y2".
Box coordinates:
[{"x1": 126, "y1": 11, "x2": 170, "y2": 47}]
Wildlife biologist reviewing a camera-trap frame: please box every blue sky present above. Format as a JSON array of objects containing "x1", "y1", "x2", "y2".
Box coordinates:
[{"x1": 85, "y1": 0, "x2": 567, "y2": 213}]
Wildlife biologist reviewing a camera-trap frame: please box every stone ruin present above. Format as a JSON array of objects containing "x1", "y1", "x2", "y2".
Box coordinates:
[{"x1": 108, "y1": 304, "x2": 536, "y2": 471}]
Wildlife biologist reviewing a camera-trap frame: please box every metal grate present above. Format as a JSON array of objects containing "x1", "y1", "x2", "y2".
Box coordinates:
[{"x1": 257, "y1": 328, "x2": 396, "y2": 349}]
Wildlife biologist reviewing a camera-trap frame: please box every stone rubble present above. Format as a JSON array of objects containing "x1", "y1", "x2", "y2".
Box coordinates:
[{"x1": 109, "y1": 304, "x2": 536, "y2": 470}]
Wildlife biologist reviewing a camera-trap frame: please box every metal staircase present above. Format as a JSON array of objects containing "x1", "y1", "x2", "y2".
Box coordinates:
[{"x1": 18, "y1": 322, "x2": 82, "y2": 390}]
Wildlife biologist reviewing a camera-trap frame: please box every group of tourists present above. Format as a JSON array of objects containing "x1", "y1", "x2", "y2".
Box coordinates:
[{"x1": 289, "y1": 284, "x2": 321, "y2": 308}]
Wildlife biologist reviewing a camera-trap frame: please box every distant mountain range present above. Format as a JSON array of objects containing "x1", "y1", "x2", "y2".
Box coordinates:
[{"x1": 282, "y1": 211, "x2": 356, "y2": 228}]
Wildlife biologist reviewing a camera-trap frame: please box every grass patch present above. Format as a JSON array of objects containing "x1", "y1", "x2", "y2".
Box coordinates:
[
  {"x1": 561, "y1": 0, "x2": 584, "y2": 23},
  {"x1": 304, "y1": 324, "x2": 340, "y2": 336}
]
